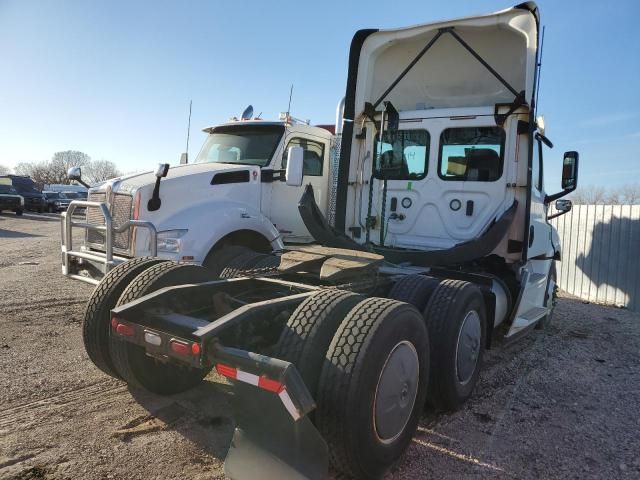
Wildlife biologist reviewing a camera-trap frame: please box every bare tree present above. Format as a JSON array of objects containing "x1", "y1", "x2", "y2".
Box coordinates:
[
  {"x1": 606, "y1": 190, "x2": 622, "y2": 205},
  {"x1": 570, "y1": 185, "x2": 608, "y2": 205},
  {"x1": 49, "y1": 151, "x2": 91, "y2": 185},
  {"x1": 620, "y1": 184, "x2": 640, "y2": 204},
  {"x1": 0, "y1": 164, "x2": 10, "y2": 175},
  {"x1": 13, "y1": 152, "x2": 122, "y2": 189},
  {"x1": 84, "y1": 159, "x2": 122, "y2": 184}
]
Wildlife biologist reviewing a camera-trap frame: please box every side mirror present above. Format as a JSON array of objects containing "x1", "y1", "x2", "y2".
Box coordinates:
[
  {"x1": 67, "y1": 166, "x2": 82, "y2": 181},
  {"x1": 285, "y1": 146, "x2": 304, "y2": 187},
  {"x1": 548, "y1": 199, "x2": 572, "y2": 220},
  {"x1": 545, "y1": 151, "x2": 579, "y2": 203},
  {"x1": 561, "y1": 151, "x2": 579, "y2": 190},
  {"x1": 179, "y1": 153, "x2": 188, "y2": 165},
  {"x1": 155, "y1": 163, "x2": 170, "y2": 178},
  {"x1": 67, "y1": 166, "x2": 90, "y2": 188},
  {"x1": 556, "y1": 199, "x2": 572, "y2": 213}
]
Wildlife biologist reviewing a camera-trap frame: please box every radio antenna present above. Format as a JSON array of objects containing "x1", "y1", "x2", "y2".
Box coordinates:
[
  {"x1": 185, "y1": 99, "x2": 192, "y2": 155},
  {"x1": 286, "y1": 84, "x2": 294, "y2": 116}
]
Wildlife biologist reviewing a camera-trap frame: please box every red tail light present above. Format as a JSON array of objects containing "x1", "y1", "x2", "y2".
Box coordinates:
[
  {"x1": 169, "y1": 340, "x2": 191, "y2": 356},
  {"x1": 111, "y1": 317, "x2": 135, "y2": 337}
]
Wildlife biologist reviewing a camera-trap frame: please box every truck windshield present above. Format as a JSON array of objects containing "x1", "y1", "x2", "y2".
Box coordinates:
[{"x1": 195, "y1": 124, "x2": 285, "y2": 167}]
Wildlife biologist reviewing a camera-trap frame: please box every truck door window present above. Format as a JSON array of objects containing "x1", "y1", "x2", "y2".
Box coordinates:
[
  {"x1": 282, "y1": 138, "x2": 325, "y2": 176},
  {"x1": 438, "y1": 127, "x2": 505, "y2": 182},
  {"x1": 374, "y1": 129, "x2": 429, "y2": 180}
]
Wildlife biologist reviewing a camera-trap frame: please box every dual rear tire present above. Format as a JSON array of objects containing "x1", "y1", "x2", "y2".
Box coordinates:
[
  {"x1": 389, "y1": 275, "x2": 487, "y2": 411},
  {"x1": 315, "y1": 298, "x2": 430, "y2": 479},
  {"x1": 276, "y1": 291, "x2": 430, "y2": 479},
  {"x1": 82, "y1": 256, "x2": 167, "y2": 379},
  {"x1": 275, "y1": 278, "x2": 487, "y2": 478},
  {"x1": 109, "y1": 262, "x2": 216, "y2": 394},
  {"x1": 82, "y1": 245, "x2": 268, "y2": 393},
  {"x1": 423, "y1": 279, "x2": 486, "y2": 410}
]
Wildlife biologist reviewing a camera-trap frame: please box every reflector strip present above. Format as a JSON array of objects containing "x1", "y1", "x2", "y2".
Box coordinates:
[
  {"x1": 216, "y1": 364, "x2": 237, "y2": 378},
  {"x1": 236, "y1": 370, "x2": 259, "y2": 386},
  {"x1": 258, "y1": 376, "x2": 284, "y2": 393},
  {"x1": 215, "y1": 362, "x2": 300, "y2": 421},
  {"x1": 278, "y1": 389, "x2": 300, "y2": 421}
]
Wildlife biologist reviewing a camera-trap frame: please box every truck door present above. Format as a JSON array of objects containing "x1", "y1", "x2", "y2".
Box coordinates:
[
  {"x1": 506, "y1": 135, "x2": 554, "y2": 337},
  {"x1": 269, "y1": 134, "x2": 330, "y2": 242}
]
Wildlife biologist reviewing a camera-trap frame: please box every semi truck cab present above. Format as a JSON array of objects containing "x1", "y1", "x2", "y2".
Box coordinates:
[{"x1": 61, "y1": 118, "x2": 335, "y2": 284}]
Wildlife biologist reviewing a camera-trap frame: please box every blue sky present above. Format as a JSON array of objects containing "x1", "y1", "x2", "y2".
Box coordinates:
[{"x1": 0, "y1": 0, "x2": 638, "y2": 192}]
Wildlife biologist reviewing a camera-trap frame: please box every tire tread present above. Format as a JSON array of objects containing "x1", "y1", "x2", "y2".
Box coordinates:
[{"x1": 82, "y1": 256, "x2": 165, "y2": 378}]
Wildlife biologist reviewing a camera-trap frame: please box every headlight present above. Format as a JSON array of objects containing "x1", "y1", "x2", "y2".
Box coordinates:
[
  {"x1": 55, "y1": 201, "x2": 61, "y2": 205},
  {"x1": 157, "y1": 229, "x2": 188, "y2": 253}
]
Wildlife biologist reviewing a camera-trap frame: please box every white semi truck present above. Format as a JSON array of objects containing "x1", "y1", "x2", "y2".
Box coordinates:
[
  {"x1": 78, "y1": 3, "x2": 579, "y2": 479},
  {"x1": 61, "y1": 115, "x2": 338, "y2": 284}
]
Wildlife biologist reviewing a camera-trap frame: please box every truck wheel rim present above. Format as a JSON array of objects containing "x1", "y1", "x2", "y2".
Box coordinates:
[
  {"x1": 456, "y1": 310, "x2": 481, "y2": 385},
  {"x1": 373, "y1": 340, "x2": 419, "y2": 444}
]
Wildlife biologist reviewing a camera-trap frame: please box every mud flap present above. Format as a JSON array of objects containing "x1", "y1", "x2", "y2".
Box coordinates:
[{"x1": 225, "y1": 383, "x2": 328, "y2": 480}]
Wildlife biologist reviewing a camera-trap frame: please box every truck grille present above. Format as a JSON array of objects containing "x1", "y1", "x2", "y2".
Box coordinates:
[{"x1": 86, "y1": 192, "x2": 133, "y2": 251}]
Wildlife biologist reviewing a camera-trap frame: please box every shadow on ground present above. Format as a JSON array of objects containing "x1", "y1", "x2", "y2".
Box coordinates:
[
  {"x1": 126, "y1": 378, "x2": 235, "y2": 461},
  {"x1": 0, "y1": 229, "x2": 41, "y2": 239}
]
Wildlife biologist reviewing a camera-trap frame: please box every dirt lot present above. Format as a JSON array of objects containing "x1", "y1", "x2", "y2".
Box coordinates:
[{"x1": 1, "y1": 213, "x2": 639, "y2": 480}]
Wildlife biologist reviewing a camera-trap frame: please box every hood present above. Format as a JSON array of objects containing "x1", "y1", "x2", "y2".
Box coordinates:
[
  {"x1": 352, "y1": 2, "x2": 539, "y2": 113},
  {"x1": 92, "y1": 162, "x2": 255, "y2": 194}
]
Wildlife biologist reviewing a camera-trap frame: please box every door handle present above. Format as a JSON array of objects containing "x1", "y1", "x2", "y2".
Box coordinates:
[{"x1": 529, "y1": 226, "x2": 535, "y2": 247}]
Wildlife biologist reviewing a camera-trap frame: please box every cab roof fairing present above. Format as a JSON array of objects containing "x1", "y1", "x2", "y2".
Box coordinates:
[{"x1": 352, "y1": 4, "x2": 539, "y2": 117}]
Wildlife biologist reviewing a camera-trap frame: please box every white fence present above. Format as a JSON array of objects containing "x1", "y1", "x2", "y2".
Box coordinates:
[{"x1": 550, "y1": 204, "x2": 640, "y2": 312}]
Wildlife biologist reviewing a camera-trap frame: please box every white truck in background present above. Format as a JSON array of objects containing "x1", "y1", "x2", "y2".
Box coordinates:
[{"x1": 61, "y1": 112, "x2": 339, "y2": 284}]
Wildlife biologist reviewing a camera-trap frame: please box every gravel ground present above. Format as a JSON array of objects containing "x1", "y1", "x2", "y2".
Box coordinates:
[{"x1": 1, "y1": 213, "x2": 639, "y2": 480}]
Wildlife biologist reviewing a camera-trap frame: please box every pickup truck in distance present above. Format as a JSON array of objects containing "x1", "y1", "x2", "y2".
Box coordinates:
[
  {"x1": 43, "y1": 191, "x2": 71, "y2": 212},
  {"x1": 0, "y1": 182, "x2": 23, "y2": 215},
  {"x1": 1, "y1": 175, "x2": 45, "y2": 213}
]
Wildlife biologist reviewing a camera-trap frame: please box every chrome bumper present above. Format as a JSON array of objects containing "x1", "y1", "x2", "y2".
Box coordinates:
[{"x1": 60, "y1": 200, "x2": 157, "y2": 285}]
